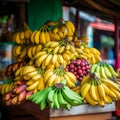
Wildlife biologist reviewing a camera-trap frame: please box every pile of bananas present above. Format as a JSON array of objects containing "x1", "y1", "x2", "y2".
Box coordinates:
[
  {"x1": 30, "y1": 18, "x2": 75, "y2": 45},
  {"x1": 28, "y1": 82, "x2": 83, "y2": 110},
  {"x1": 14, "y1": 65, "x2": 45, "y2": 93},
  {"x1": 3, "y1": 81, "x2": 33, "y2": 106},
  {"x1": 13, "y1": 23, "x2": 32, "y2": 44},
  {"x1": 44, "y1": 67, "x2": 77, "y2": 88},
  {"x1": 30, "y1": 41, "x2": 77, "y2": 69},
  {"x1": 80, "y1": 73, "x2": 120, "y2": 106},
  {"x1": 0, "y1": 82, "x2": 14, "y2": 95},
  {"x1": 90, "y1": 62, "x2": 118, "y2": 79}
]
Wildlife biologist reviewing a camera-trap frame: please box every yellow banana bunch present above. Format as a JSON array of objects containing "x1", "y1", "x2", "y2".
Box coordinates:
[
  {"x1": 26, "y1": 76, "x2": 45, "y2": 93},
  {"x1": 31, "y1": 25, "x2": 50, "y2": 44},
  {"x1": 80, "y1": 72, "x2": 120, "y2": 107},
  {"x1": 27, "y1": 44, "x2": 42, "y2": 59},
  {"x1": 13, "y1": 23, "x2": 32, "y2": 44},
  {"x1": 64, "y1": 20, "x2": 75, "y2": 36},
  {"x1": 12, "y1": 45, "x2": 29, "y2": 62},
  {"x1": 79, "y1": 47, "x2": 102, "y2": 64},
  {"x1": 0, "y1": 82, "x2": 14, "y2": 95},
  {"x1": 44, "y1": 67, "x2": 77, "y2": 88}
]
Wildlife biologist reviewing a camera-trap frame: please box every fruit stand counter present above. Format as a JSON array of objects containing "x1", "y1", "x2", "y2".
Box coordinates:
[
  {"x1": 50, "y1": 102, "x2": 115, "y2": 120},
  {"x1": 5, "y1": 101, "x2": 115, "y2": 120}
]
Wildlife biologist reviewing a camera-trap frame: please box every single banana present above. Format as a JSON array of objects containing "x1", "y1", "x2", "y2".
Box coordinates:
[
  {"x1": 44, "y1": 54, "x2": 53, "y2": 66},
  {"x1": 39, "y1": 31, "x2": 46, "y2": 44},
  {"x1": 34, "y1": 30, "x2": 40, "y2": 44},
  {"x1": 85, "y1": 92, "x2": 97, "y2": 106},
  {"x1": 97, "y1": 80, "x2": 106, "y2": 100},
  {"x1": 51, "y1": 54, "x2": 58, "y2": 64},
  {"x1": 33, "y1": 51, "x2": 47, "y2": 60},
  {"x1": 37, "y1": 77, "x2": 45, "y2": 90},
  {"x1": 31, "y1": 30, "x2": 38, "y2": 43},
  {"x1": 65, "y1": 72, "x2": 76, "y2": 84},
  {"x1": 26, "y1": 80, "x2": 39, "y2": 91},
  {"x1": 35, "y1": 54, "x2": 48, "y2": 67},
  {"x1": 44, "y1": 31, "x2": 50, "y2": 42},
  {"x1": 80, "y1": 81, "x2": 91, "y2": 98}
]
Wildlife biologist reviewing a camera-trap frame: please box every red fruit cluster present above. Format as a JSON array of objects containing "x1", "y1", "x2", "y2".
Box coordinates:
[
  {"x1": 65, "y1": 58, "x2": 90, "y2": 81},
  {"x1": 3, "y1": 80, "x2": 33, "y2": 106}
]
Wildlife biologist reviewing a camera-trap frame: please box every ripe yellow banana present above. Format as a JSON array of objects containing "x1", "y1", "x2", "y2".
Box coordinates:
[
  {"x1": 22, "y1": 66, "x2": 36, "y2": 75},
  {"x1": 45, "y1": 74, "x2": 57, "y2": 87},
  {"x1": 36, "y1": 44, "x2": 42, "y2": 53},
  {"x1": 26, "y1": 80, "x2": 39, "y2": 91},
  {"x1": 58, "y1": 46, "x2": 65, "y2": 53},
  {"x1": 31, "y1": 74, "x2": 41, "y2": 81},
  {"x1": 34, "y1": 30, "x2": 41, "y2": 44},
  {"x1": 80, "y1": 81, "x2": 91, "y2": 98},
  {"x1": 39, "y1": 31, "x2": 46, "y2": 44},
  {"x1": 65, "y1": 20, "x2": 75, "y2": 34},
  {"x1": 44, "y1": 54, "x2": 53, "y2": 66},
  {"x1": 57, "y1": 30, "x2": 64, "y2": 38},
  {"x1": 33, "y1": 51, "x2": 47, "y2": 59},
  {"x1": 51, "y1": 54, "x2": 58, "y2": 64},
  {"x1": 35, "y1": 54, "x2": 48, "y2": 67},
  {"x1": 65, "y1": 72, "x2": 76, "y2": 84},
  {"x1": 57, "y1": 54, "x2": 64, "y2": 64},
  {"x1": 19, "y1": 31, "x2": 25, "y2": 40},
  {"x1": 31, "y1": 46, "x2": 37, "y2": 57},
  {"x1": 44, "y1": 69, "x2": 54, "y2": 83},
  {"x1": 53, "y1": 46, "x2": 60, "y2": 54},
  {"x1": 44, "y1": 31, "x2": 50, "y2": 42},
  {"x1": 15, "y1": 45, "x2": 22, "y2": 56},
  {"x1": 85, "y1": 92, "x2": 97, "y2": 106},
  {"x1": 31, "y1": 30, "x2": 37, "y2": 43},
  {"x1": 15, "y1": 32, "x2": 22, "y2": 44},
  {"x1": 37, "y1": 77, "x2": 45, "y2": 90},
  {"x1": 28, "y1": 47, "x2": 33, "y2": 58}
]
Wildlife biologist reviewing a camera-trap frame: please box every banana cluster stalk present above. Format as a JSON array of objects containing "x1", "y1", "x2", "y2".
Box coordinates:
[
  {"x1": 90, "y1": 62, "x2": 118, "y2": 79},
  {"x1": 28, "y1": 82, "x2": 83, "y2": 110},
  {"x1": 13, "y1": 23, "x2": 32, "y2": 44},
  {"x1": 80, "y1": 73, "x2": 120, "y2": 107},
  {"x1": 3, "y1": 81, "x2": 33, "y2": 106},
  {"x1": 76, "y1": 47, "x2": 102, "y2": 64},
  {"x1": 14, "y1": 66, "x2": 45, "y2": 93},
  {"x1": 0, "y1": 82, "x2": 14, "y2": 95},
  {"x1": 44, "y1": 67, "x2": 77, "y2": 88}
]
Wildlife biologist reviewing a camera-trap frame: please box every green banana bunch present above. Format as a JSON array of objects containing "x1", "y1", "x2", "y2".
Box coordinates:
[
  {"x1": 27, "y1": 82, "x2": 83, "y2": 110},
  {"x1": 90, "y1": 62, "x2": 118, "y2": 79}
]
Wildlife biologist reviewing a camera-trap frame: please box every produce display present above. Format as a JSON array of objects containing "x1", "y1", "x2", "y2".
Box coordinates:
[{"x1": 0, "y1": 18, "x2": 120, "y2": 111}]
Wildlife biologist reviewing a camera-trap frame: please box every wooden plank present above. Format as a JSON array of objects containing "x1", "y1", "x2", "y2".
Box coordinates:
[
  {"x1": 8, "y1": 101, "x2": 50, "y2": 120},
  {"x1": 50, "y1": 112, "x2": 112, "y2": 120},
  {"x1": 84, "y1": 0, "x2": 118, "y2": 17}
]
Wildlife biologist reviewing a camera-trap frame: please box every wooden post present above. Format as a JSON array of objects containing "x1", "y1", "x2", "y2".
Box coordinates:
[
  {"x1": 114, "y1": 17, "x2": 119, "y2": 70},
  {"x1": 75, "y1": 9, "x2": 80, "y2": 36}
]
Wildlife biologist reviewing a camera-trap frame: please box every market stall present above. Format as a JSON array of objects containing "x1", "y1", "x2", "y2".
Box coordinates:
[{"x1": 0, "y1": 0, "x2": 120, "y2": 120}]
